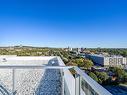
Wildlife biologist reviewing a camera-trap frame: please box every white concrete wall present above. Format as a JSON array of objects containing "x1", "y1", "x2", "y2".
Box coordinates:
[
  {"x1": 0, "y1": 56, "x2": 56, "y2": 61},
  {"x1": 0, "y1": 56, "x2": 57, "y2": 65},
  {"x1": 104, "y1": 57, "x2": 110, "y2": 66},
  {"x1": 105, "y1": 57, "x2": 127, "y2": 66},
  {"x1": 123, "y1": 58, "x2": 127, "y2": 65}
]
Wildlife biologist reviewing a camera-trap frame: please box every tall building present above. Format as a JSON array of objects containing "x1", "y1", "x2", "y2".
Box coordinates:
[
  {"x1": 75, "y1": 48, "x2": 82, "y2": 53},
  {"x1": 68, "y1": 46, "x2": 73, "y2": 51},
  {"x1": 81, "y1": 47, "x2": 84, "y2": 52}
]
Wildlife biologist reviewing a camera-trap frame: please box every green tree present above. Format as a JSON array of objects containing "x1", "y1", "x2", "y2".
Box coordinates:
[
  {"x1": 109, "y1": 67, "x2": 126, "y2": 82},
  {"x1": 74, "y1": 58, "x2": 84, "y2": 67},
  {"x1": 121, "y1": 51, "x2": 127, "y2": 57},
  {"x1": 99, "y1": 72, "x2": 109, "y2": 82},
  {"x1": 95, "y1": 71, "x2": 109, "y2": 84},
  {"x1": 116, "y1": 68, "x2": 126, "y2": 82},
  {"x1": 124, "y1": 72, "x2": 127, "y2": 82},
  {"x1": 89, "y1": 72, "x2": 98, "y2": 82},
  {"x1": 66, "y1": 61, "x2": 77, "y2": 66},
  {"x1": 83, "y1": 59, "x2": 93, "y2": 69}
]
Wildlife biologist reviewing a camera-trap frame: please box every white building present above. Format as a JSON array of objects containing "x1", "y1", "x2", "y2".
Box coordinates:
[{"x1": 86, "y1": 54, "x2": 127, "y2": 66}]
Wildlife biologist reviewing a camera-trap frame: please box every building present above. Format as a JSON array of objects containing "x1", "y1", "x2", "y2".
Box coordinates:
[
  {"x1": 85, "y1": 54, "x2": 127, "y2": 66},
  {"x1": 0, "y1": 56, "x2": 112, "y2": 95},
  {"x1": 81, "y1": 48, "x2": 84, "y2": 52},
  {"x1": 76, "y1": 48, "x2": 81, "y2": 53},
  {"x1": 68, "y1": 47, "x2": 73, "y2": 51},
  {"x1": 64, "y1": 47, "x2": 73, "y2": 51}
]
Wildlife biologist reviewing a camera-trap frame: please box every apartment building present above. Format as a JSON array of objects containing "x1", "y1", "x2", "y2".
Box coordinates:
[{"x1": 85, "y1": 54, "x2": 127, "y2": 66}]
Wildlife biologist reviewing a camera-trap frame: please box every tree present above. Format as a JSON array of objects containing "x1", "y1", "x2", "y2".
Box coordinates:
[
  {"x1": 74, "y1": 58, "x2": 84, "y2": 67},
  {"x1": 62, "y1": 57, "x2": 69, "y2": 64},
  {"x1": 89, "y1": 72, "x2": 98, "y2": 82},
  {"x1": 109, "y1": 67, "x2": 126, "y2": 82},
  {"x1": 115, "y1": 68, "x2": 126, "y2": 82},
  {"x1": 66, "y1": 61, "x2": 77, "y2": 66},
  {"x1": 124, "y1": 72, "x2": 127, "y2": 82},
  {"x1": 95, "y1": 71, "x2": 109, "y2": 84},
  {"x1": 73, "y1": 58, "x2": 93, "y2": 69},
  {"x1": 83, "y1": 59, "x2": 94, "y2": 69},
  {"x1": 121, "y1": 51, "x2": 127, "y2": 57},
  {"x1": 99, "y1": 72, "x2": 109, "y2": 82},
  {"x1": 108, "y1": 67, "x2": 127, "y2": 84}
]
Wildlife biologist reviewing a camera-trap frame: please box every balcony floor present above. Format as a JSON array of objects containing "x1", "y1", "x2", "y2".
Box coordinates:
[{"x1": 35, "y1": 61, "x2": 63, "y2": 95}]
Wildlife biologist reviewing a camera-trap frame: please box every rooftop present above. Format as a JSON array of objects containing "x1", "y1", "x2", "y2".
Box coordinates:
[
  {"x1": 0, "y1": 56, "x2": 112, "y2": 95},
  {"x1": 87, "y1": 54, "x2": 124, "y2": 58}
]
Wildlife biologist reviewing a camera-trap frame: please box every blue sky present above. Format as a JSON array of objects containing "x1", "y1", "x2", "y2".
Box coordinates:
[{"x1": 0, "y1": 0, "x2": 127, "y2": 48}]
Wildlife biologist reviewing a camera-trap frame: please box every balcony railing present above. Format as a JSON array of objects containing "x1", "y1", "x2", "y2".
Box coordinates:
[{"x1": 0, "y1": 65, "x2": 112, "y2": 95}]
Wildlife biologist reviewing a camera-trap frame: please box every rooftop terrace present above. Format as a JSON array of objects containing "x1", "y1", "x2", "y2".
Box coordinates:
[{"x1": 0, "y1": 56, "x2": 112, "y2": 95}]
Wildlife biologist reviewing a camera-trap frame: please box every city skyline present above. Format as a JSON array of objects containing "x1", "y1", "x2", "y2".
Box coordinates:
[{"x1": 0, "y1": 0, "x2": 127, "y2": 48}]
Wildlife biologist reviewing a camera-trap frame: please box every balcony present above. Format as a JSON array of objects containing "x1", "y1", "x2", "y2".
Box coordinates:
[{"x1": 0, "y1": 56, "x2": 112, "y2": 95}]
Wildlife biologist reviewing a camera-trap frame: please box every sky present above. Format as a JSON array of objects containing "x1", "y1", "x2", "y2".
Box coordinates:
[{"x1": 0, "y1": 0, "x2": 127, "y2": 48}]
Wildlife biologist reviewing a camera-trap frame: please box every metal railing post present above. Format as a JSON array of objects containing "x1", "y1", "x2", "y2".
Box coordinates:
[
  {"x1": 62, "y1": 69, "x2": 64, "y2": 95},
  {"x1": 75, "y1": 74, "x2": 81, "y2": 95},
  {"x1": 12, "y1": 68, "x2": 15, "y2": 95}
]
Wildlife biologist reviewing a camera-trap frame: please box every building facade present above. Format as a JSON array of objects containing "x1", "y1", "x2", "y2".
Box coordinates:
[{"x1": 85, "y1": 54, "x2": 127, "y2": 66}]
